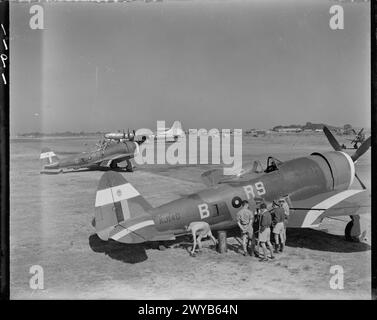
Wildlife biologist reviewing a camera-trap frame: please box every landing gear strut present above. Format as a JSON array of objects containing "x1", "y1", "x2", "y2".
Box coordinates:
[
  {"x1": 345, "y1": 215, "x2": 367, "y2": 242},
  {"x1": 125, "y1": 159, "x2": 133, "y2": 172}
]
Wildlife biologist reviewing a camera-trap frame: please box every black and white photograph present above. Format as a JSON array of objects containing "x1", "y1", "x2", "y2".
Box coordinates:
[{"x1": 4, "y1": 0, "x2": 372, "y2": 300}]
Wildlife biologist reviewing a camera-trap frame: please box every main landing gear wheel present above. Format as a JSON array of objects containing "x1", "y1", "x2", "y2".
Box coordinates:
[{"x1": 109, "y1": 161, "x2": 119, "y2": 169}]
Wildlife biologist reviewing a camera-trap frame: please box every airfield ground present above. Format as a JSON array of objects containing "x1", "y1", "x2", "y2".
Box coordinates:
[{"x1": 10, "y1": 133, "x2": 371, "y2": 299}]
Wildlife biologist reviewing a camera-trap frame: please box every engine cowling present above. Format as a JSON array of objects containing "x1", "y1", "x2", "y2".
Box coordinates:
[{"x1": 310, "y1": 151, "x2": 355, "y2": 191}]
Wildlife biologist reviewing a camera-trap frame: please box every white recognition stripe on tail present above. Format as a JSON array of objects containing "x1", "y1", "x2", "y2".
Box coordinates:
[
  {"x1": 95, "y1": 183, "x2": 140, "y2": 207},
  {"x1": 301, "y1": 189, "x2": 363, "y2": 227}
]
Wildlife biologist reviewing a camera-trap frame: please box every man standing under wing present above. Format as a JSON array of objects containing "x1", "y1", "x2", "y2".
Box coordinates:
[
  {"x1": 280, "y1": 196, "x2": 291, "y2": 245},
  {"x1": 271, "y1": 199, "x2": 286, "y2": 253},
  {"x1": 258, "y1": 203, "x2": 275, "y2": 262},
  {"x1": 236, "y1": 200, "x2": 256, "y2": 257}
]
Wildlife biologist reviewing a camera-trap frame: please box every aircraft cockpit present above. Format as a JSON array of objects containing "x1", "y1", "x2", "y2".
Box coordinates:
[{"x1": 264, "y1": 156, "x2": 283, "y2": 173}]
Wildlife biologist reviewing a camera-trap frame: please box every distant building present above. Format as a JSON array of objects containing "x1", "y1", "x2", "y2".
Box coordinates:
[{"x1": 275, "y1": 127, "x2": 302, "y2": 133}]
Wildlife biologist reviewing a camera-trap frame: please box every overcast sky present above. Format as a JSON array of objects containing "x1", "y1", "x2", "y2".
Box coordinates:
[{"x1": 10, "y1": 0, "x2": 370, "y2": 135}]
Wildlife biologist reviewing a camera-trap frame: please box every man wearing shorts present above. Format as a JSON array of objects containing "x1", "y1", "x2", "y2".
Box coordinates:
[
  {"x1": 236, "y1": 200, "x2": 256, "y2": 257},
  {"x1": 258, "y1": 203, "x2": 275, "y2": 262},
  {"x1": 279, "y1": 196, "x2": 290, "y2": 245},
  {"x1": 271, "y1": 200, "x2": 285, "y2": 253}
]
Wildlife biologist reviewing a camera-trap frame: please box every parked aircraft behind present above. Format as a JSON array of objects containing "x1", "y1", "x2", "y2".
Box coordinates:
[
  {"x1": 40, "y1": 136, "x2": 146, "y2": 174},
  {"x1": 152, "y1": 120, "x2": 185, "y2": 142}
]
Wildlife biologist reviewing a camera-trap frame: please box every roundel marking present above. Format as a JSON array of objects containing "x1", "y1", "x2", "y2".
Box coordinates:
[
  {"x1": 232, "y1": 196, "x2": 242, "y2": 208},
  {"x1": 116, "y1": 189, "x2": 122, "y2": 197}
]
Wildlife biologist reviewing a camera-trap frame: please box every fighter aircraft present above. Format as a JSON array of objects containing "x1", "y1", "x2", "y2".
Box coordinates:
[
  {"x1": 92, "y1": 127, "x2": 370, "y2": 245},
  {"x1": 347, "y1": 128, "x2": 366, "y2": 149},
  {"x1": 40, "y1": 136, "x2": 146, "y2": 174}
]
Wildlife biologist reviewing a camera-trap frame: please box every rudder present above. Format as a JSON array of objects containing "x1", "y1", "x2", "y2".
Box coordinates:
[
  {"x1": 94, "y1": 171, "x2": 155, "y2": 243},
  {"x1": 40, "y1": 147, "x2": 59, "y2": 168}
]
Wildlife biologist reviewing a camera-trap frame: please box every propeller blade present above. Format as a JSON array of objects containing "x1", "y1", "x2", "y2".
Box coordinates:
[
  {"x1": 351, "y1": 136, "x2": 371, "y2": 162},
  {"x1": 358, "y1": 128, "x2": 364, "y2": 136},
  {"x1": 355, "y1": 172, "x2": 366, "y2": 190},
  {"x1": 323, "y1": 126, "x2": 342, "y2": 151}
]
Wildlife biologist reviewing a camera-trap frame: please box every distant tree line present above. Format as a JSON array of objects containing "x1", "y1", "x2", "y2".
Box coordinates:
[{"x1": 17, "y1": 131, "x2": 105, "y2": 137}]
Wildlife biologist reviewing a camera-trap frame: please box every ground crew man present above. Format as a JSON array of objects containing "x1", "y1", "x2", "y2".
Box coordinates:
[
  {"x1": 258, "y1": 203, "x2": 275, "y2": 261},
  {"x1": 236, "y1": 200, "x2": 256, "y2": 256},
  {"x1": 280, "y1": 196, "x2": 290, "y2": 244},
  {"x1": 271, "y1": 199, "x2": 286, "y2": 253},
  {"x1": 186, "y1": 221, "x2": 218, "y2": 257}
]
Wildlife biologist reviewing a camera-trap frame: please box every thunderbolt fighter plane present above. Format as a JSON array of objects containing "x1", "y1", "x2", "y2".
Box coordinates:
[
  {"x1": 40, "y1": 136, "x2": 146, "y2": 174},
  {"x1": 92, "y1": 127, "x2": 370, "y2": 245}
]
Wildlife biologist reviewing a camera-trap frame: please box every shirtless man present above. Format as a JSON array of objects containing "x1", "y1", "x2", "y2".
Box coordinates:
[{"x1": 185, "y1": 221, "x2": 218, "y2": 256}]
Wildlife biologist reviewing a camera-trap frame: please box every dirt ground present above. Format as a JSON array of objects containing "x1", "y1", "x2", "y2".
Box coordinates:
[{"x1": 10, "y1": 133, "x2": 371, "y2": 299}]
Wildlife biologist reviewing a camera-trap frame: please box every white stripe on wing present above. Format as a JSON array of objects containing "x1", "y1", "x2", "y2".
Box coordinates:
[{"x1": 301, "y1": 189, "x2": 363, "y2": 227}]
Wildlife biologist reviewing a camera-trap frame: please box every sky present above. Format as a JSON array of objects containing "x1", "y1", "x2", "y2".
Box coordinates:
[{"x1": 10, "y1": 0, "x2": 371, "y2": 135}]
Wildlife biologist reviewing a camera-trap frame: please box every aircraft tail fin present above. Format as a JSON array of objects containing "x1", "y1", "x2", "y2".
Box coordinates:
[
  {"x1": 93, "y1": 171, "x2": 158, "y2": 244},
  {"x1": 201, "y1": 168, "x2": 224, "y2": 186},
  {"x1": 171, "y1": 120, "x2": 182, "y2": 130},
  {"x1": 40, "y1": 148, "x2": 59, "y2": 168},
  {"x1": 170, "y1": 120, "x2": 184, "y2": 136}
]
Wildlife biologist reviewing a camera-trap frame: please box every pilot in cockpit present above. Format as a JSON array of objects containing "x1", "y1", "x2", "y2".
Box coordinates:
[{"x1": 265, "y1": 157, "x2": 279, "y2": 173}]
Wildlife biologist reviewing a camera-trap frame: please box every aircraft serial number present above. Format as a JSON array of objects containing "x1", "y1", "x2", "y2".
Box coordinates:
[{"x1": 157, "y1": 212, "x2": 181, "y2": 224}]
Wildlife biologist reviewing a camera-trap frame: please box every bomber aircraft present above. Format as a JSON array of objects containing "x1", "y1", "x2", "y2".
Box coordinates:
[
  {"x1": 40, "y1": 135, "x2": 146, "y2": 174},
  {"x1": 152, "y1": 120, "x2": 185, "y2": 142},
  {"x1": 92, "y1": 127, "x2": 370, "y2": 245},
  {"x1": 104, "y1": 129, "x2": 136, "y2": 142}
]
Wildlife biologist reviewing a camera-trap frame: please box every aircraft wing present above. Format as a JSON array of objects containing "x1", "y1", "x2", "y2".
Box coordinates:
[{"x1": 287, "y1": 189, "x2": 370, "y2": 228}]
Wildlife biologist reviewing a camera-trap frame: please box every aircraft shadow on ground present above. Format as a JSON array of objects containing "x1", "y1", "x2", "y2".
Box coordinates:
[
  {"x1": 88, "y1": 227, "x2": 370, "y2": 264},
  {"x1": 88, "y1": 234, "x2": 148, "y2": 264},
  {"x1": 223, "y1": 227, "x2": 371, "y2": 254},
  {"x1": 286, "y1": 228, "x2": 371, "y2": 253},
  {"x1": 88, "y1": 233, "x2": 214, "y2": 263}
]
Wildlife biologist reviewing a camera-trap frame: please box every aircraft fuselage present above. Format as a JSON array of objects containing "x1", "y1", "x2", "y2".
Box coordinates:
[{"x1": 149, "y1": 151, "x2": 355, "y2": 234}]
